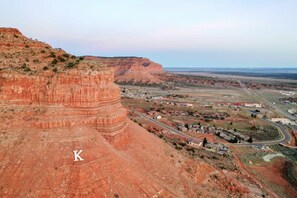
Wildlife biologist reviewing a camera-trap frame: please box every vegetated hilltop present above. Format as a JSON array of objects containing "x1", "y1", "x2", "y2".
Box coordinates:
[
  {"x1": 0, "y1": 28, "x2": 106, "y2": 74},
  {"x1": 85, "y1": 56, "x2": 164, "y2": 83},
  {"x1": 285, "y1": 161, "x2": 297, "y2": 189},
  {"x1": 0, "y1": 28, "x2": 263, "y2": 197}
]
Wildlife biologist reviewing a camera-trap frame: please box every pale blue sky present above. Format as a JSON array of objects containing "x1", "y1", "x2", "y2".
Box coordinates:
[{"x1": 1, "y1": 0, "x2": 297, "y2": 67}]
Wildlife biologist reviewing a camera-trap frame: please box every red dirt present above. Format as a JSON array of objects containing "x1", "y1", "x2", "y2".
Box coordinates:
[
  {"x1": 250, "y1": 159, "x2": 297, "y2": 198},
  {"x1": 289, "y1": 131, "x2": 297, "y2": 146}
]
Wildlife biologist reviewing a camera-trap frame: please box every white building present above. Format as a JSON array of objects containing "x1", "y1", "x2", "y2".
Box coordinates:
[
  {"x1": 154, "y1": 115, "x2": 162, "y2": 120},
  {"x1": 270, "y1": 118, "x2": 296, "y2": 125},
  {"x1": 243, "y1": 103, "x2": 263, "y2": 108}
]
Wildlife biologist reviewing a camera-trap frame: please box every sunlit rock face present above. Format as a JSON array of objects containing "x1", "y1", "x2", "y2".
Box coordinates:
[
  {"x1": 0, "y1": 69, "x2": 128, "y2": 136},
  {"x1": 85, "y1": 56, "x2": 164, "y2": 83}
]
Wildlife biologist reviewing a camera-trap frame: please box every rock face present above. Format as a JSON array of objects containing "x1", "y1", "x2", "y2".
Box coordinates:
[
  {"x1": 0, "y1": 70, "x2": 128, "y2": 137},
  {"x1": 0, "y1": 28, "x2": 128, "y2": 137},
  {"x1": 85, "y1": 56, "x2": 164, "y2": 83},
  {"x1": 0, "y1": 28, "x2": 259, "y2": 197}
]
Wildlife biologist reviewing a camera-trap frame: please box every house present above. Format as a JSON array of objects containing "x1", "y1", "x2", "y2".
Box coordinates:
[
  {"x1": 154, "y1": 115, "x2": 162, "y2": 120},
  {"x1": 177, "y1": 125, "x2": 188, "y2": 132},
  {"x1": 243, "y1": 103, "x2": 263, "y2": 108}
]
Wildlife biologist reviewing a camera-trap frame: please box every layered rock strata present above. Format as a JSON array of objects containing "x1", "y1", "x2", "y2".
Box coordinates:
[
  {"x1": 0, "y1": 69, "x2": 128, "y2": 137},
  {"x1": 85, "y1": 56, "x2": 164, "y2": 83}
]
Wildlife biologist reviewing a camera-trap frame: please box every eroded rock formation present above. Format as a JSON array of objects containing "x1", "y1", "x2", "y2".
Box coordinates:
[
  {"x1": 0, "y1": 70, "x2": 128, "y2": 137},
  {"x1": 85, "y1": 56, "x2": 164, "y2": 83},
  {"x1": 0, "y1": 28, "x2": 262, "y2": 197},
  {"x1": 0, "y1": 28, "x2": 128, "y2": 137}
]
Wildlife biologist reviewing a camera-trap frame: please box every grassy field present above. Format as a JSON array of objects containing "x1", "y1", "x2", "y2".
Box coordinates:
[{"x1": 255, "y1": 89, "x2": 296, "y2": 115}]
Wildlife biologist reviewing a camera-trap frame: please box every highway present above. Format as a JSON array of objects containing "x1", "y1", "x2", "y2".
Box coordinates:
[
  {"x1": 236, "y1": 80, "x2": 295, "y2": 146},
  {"x1": 238, "y1": 80, "x2": 296, "y2": 120}
]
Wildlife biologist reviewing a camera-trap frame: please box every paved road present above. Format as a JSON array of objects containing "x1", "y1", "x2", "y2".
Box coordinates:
[
  {"x1": 238, "y1": 80, "x2": 251, "y2": 95},
  {"x1": 238, "y1": 80, "x2": 295, "y2": 120},
  {"x1": 235, "y1": 119, "x2": 291, "y2": 146},
  {"x1": 134, "y1": 111, "x2": 293, "y2": 147},
  {"x1": 235, "y1": 81, "x2": 295, "y2": 146},
  {"x1": 134, "y1": 111, "x2": 202, "y2": 144}
]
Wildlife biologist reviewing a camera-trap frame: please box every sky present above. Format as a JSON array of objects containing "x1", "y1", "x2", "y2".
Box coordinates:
[{"x1": 1, "y1": 0, "x2": 297, "y2": 68}]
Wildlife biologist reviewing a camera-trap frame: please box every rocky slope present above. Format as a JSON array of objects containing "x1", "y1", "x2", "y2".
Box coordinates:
[
  {"x1": 85, "y1": 56, "x2": 164, "y2": 83},
  {"x1": 0, "y1": 28, "x2": 264, "y2": 197}
]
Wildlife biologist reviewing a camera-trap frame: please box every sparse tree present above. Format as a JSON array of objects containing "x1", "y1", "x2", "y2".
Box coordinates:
[
  {"x1": 202, "y1": 138, "x2": 208, "y2": 147},
  {"x1": 247, "y1": 137, "x2": 253, "y2": 143}
]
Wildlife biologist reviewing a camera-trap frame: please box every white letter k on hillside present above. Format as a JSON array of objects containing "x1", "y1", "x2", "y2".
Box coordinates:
[{"x1": 73, "y1": 150, "x2": 84, "y2": 161}]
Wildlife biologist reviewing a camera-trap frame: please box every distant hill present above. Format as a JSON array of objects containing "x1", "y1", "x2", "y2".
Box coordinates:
[{"x1": 85, "y1": 56, "x2": 164, "y2": 83}]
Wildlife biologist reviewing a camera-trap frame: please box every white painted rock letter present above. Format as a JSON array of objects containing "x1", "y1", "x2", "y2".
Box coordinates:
[{"x1": 73, "y1": 150, "x2": 84, "y2": 161}]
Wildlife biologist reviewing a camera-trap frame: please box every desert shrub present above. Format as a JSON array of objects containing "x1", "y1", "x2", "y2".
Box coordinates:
[
  {"x1": 52, "y1": 59, "x2": 58, "y2": 65},
  {"x1": 57, "y1": 56, "x2": 65, "y2": 62},
  {"x1": 204, "y1": 118, "x2": 213, "y2": 122},
  {"x1": 43, "y1": 66, "x2": 49, "y2": 70},
  {"x1": 179, "y1": 142, "x2": 187, "y2": 147},
  {"x1": 79, "y1": 57, "x2": 84, "y2": 61},
  {"x1": 63, "y1": 53, "x2": 69, "y2": 58},
  {"x1": 25, "y1": 45, "x2": 29, "y2": 48},
  {"x1": 71, "y1": 55, "x2": 76, "y2": 59},
  {"x1": 66, "y1": 62, "x2": 75, "y2": 68},
  {"x1": 49, "y1": 52, "x2": 56, "y2": 58},
  {"x1": 40, "y1": 50, "x2": 46, "y2": 53},
  {"x1": 175, "y1": 146, "x2": 182, "y2": 150},
  {"x1": 33, "y1": 59, "x2": 39, "y2": 63},
  {"x1": 52, "y1": 68, "x2": 58, "y2": 73},
  {"x1": 24, "y1": 67, "x2": 31, "y2": 72},
  {"x1": 13, "y1": 34, "x2": 18, "y2": 38}
]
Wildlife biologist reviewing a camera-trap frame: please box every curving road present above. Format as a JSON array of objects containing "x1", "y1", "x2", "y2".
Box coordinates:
[
  {"x1": 133, "y1": 111, "x2": 292, "y2": 147},
  {"x1": 234, "y1": 119, "x2": 291, "y2": 146}
]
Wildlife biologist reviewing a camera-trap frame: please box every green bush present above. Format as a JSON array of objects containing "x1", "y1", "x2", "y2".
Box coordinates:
[
  {"x1": 66, "y1": 62, "x2": 75, "y2": 68},
  {"x1": 63, "y1": 53, "x2": 69, "y2": 58},
  {"x1": 49, "y1": 52, "x2": 56, "y2": 58},
  {"x1": 24, "y1": 67, "x2": 31, "y2": 72},
  {"x1": 43, "y1": 66, "x2": 49, "y2": 70},
  {"x1": 52, "y1": 68, "x2": 58, "y2": 73},
  {"x1": 57, "y1": 56, "x2": 65, "y2": 62},
  {"x1": 52, "y1": 59, "x2": 58, "y2": 65}
]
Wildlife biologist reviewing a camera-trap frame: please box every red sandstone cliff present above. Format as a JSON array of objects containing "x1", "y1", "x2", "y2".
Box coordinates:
[
  {"x1": 85, "y1": 56, "x2": 164, "y2": 83},
  {"x1": 0, "y1": 28, "x2": 261, "y2": 197}
]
